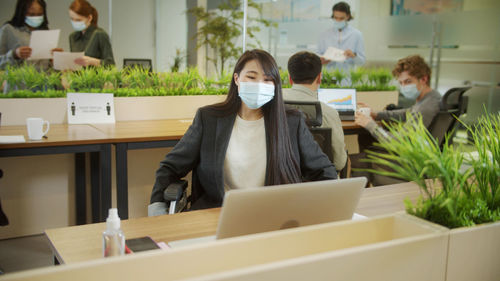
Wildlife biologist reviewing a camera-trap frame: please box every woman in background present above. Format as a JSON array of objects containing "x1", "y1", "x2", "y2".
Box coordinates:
[
  {"x1": 68, "y1": 0, "x2": 115, "y2": 66},
  {"x1": 148, "y1": 49, "x2": 337, "y2": 216},
  {"x1": 0, "y1": 0, "x2": 51, "y2": 69}
]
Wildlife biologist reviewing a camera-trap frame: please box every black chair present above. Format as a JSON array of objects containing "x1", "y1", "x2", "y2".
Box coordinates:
[
  {"x1": 123, "y1": 58, "x2": 153, "y2": 72},
  {"x1": 428, "y1": 87, "x2": 470, "y2": 147},
  {"x1": 284, "y1": 100, "x2": 348, "y2": 177}
]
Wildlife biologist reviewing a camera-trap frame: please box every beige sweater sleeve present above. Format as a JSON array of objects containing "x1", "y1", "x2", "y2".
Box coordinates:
[{"x1": 320, "y1": 103, "x2": 347, "y2": 170}]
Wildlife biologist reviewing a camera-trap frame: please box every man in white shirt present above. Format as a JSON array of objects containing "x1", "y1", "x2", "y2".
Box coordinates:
[
  {"x1": 317, "y1": 1, "x2": 365, "y2": 72},
  {"x1": 283, "y1": 51, "x2": 347, "y2": 170}
]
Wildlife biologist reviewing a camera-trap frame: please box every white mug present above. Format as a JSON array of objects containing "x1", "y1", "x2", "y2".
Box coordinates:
[
  {"x1": 358, "y1": 107, "x2": 372, "y2": 117},
  {"x1": 26, "y1": 118, "x2": 50, "y2": 140}
]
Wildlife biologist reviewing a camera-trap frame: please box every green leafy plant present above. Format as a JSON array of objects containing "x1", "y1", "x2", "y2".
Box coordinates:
[
  {"x1": 171, "y1": 48, "x2": 187, "y2": 73},
  {"x1": 188, "y1": 0, "x2": 276, "y2": 78},
  {"x1": 360, "y1": 113, "x2": 500, "y2": 228},
  {"x1": 368, "y1": 68, "x2": 393, "y2": 91}
]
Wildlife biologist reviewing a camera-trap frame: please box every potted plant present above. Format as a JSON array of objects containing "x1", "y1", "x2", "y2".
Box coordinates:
[{"x1": 361, "y1": 113, "x2": 500, "y2": 281}]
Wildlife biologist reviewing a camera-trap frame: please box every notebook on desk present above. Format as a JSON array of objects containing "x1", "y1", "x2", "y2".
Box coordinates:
[
  {"x1": 318, "y1": 88, "x2": 357, "y2": 121},
  {"x1": 168, "y1": 177, "x2": 367, "y2": 248}
]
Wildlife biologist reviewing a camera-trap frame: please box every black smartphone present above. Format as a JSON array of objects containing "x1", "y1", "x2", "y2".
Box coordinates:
[{"x1": 126, "y1": 236, "x2": 160, "y2": 253}]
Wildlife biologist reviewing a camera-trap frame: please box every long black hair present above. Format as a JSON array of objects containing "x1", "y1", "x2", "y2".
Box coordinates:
[
  {"x1": 206, "y1": 49, "x2": 302, "y2": 185},
  {"x1": 7, "y1": 0, "x2": 49, "y2": 30}
]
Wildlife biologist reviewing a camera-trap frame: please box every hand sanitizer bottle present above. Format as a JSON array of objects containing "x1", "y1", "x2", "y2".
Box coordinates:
[{"x1": 103, "y1": 208, "x2": 125, "y2": 257}]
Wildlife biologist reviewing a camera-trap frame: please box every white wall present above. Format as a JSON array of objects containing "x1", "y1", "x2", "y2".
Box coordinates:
[{"x1": 156, "y1": 0, "x2": 188, "y2": 72}]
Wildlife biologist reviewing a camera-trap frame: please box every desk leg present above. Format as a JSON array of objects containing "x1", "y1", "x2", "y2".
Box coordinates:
[
  {"x1": 116, "y1": 143, "x2": 129, "y2": 219},
  {"x1": 90, "y1": 152, "x2": 100, "y2": 223},
  {"x1": 75, "y1": 153, "x2": 86, "y2": 225},
  {"x1": 100, "y1": 144, "x2": 112, "y2": 221}
]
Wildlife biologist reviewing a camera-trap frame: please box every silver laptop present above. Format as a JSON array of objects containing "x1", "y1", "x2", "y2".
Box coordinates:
[
  {"x1": 167, "y1": 177, "x2": 366, "y2": 247},
  {"x1": 216, "y1": 177, "x2": 366, "y2": 239},
  {"x1": 318, "y1": 88, "x2": 357, "y2": 121}
]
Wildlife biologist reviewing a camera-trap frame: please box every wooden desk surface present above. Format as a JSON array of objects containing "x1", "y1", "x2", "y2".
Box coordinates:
[
  {"x1": 45, "y1": 181, "x2": 423, "y2": 264},
  {"x1": 89, "y1": 119, "x2": 193, "y2": 143},
  {"x1": 0, "y1": 124, "x2": 109, "y2": 149}
]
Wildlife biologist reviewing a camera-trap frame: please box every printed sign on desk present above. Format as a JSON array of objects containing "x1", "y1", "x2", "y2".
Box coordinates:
[{"x1": 67, "y1": 93, "x2": 115, "y2": 124}]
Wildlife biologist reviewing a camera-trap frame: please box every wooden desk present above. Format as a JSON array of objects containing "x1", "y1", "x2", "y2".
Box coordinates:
[
  {"x1": 45, "y1": 181, "x2": 423, "y2": 264},
  {"x1": 0, "y1": 124, "x2": 113, "y2": 223}
]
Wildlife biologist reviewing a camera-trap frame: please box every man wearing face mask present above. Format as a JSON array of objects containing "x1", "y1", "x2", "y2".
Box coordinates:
[
  {"x1": 351, "y1": 55, "x2": 440, "y2": 186},
  {"x1": 354, "y1": 55, "x2": 440, "y2": 139},
  {"x1": 317, "y1": 1, "x2": 365, "y2": 72},
  {"x1": 0, "y1": 0, "x2": 51, "y2": 70}
]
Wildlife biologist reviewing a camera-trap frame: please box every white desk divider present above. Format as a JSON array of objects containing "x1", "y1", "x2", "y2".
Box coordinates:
[{"x1": 3, "y1": 213, "x2": 449, "y2": 281}]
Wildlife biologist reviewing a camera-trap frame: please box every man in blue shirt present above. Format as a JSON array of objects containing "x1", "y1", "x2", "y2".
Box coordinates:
[{"x1": 317, "y1": 2, "x2": 366, "y2": 72}]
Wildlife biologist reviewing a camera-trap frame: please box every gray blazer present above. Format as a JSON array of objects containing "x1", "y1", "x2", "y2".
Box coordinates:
[{"x1": 151, "y1": 107, "x2": 337, "y2": 209}]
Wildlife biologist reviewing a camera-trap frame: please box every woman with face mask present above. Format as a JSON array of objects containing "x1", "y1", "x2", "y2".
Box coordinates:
[
  {"x1": 148, "y1": 49, "x2": 337, "y2": 216},
  {"x1": 65, "y1": 0, "x2": 115, "y2": 67},
  {"x1": 0, "y1": 0, "x2": 51, "y2": 70},
  {"x1": 317, "y1": 1, "x2": 365, "y2": 72}
]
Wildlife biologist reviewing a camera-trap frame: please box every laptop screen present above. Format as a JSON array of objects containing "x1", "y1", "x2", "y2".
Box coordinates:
[
  {"x1": 318, "y1": 88, "x2": 357, "y2": 112},
  {"x1": 216, "y1": 177, "x2": 367, "y2": 239}
]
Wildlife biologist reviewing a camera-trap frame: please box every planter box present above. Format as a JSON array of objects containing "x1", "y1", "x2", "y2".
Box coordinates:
[
  {"x1": 357, "y1": 90, "x2": 399, "y2": 111},
  {"x1": 0, "y1": 96, "x2": 226, "y2": 126},
  {"x1": 3, "y1": 213, "x2": 449, "y2": 281},
  {"x1": 446, "y1": 220, "x2": 500, "y2": 281}
]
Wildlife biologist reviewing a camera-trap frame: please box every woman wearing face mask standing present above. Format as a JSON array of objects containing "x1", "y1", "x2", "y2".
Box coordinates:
[
  {"x1": 317, "y1": 1, "x2": 365, "y2": 72},
  {"x1": 0, "y1": 0, "x2": 51, "y2": 70},
  {"x1": 67, "y1": 0, "x2": 115, "y2": 67},
  {"x1": 148, "y1": 49, "x2": 337, "y2": 216}
]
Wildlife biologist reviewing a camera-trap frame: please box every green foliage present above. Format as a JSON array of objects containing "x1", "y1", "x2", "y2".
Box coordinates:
[
  {"x1": 360, "y1": 113, "x2": 500, "y2": 228},
  {"x1": 320, "y1": 67, "x2": 397, "y2": 91},
  {"x1": 188, "y1": 0, "x2": 277, "y2": 78},
  {"x1": 0, "y1": 64, "x2": 229, "y2": 98},
  {"x1": 171, "y1": 48, "x2": 186, "y2": 73}
]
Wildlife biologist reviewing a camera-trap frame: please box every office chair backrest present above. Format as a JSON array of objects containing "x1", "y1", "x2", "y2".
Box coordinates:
[
  {"x1": 284, "y1": 100, "x2": 322, "y2": 127},
  {"x1": 123, "y1": 58, "x2": 153, "y2": 72},
  {"x1": 284, "y1": 100, "x2": 335, "y2": 164},
  {"x1": 428, "y1": 86, "x2": 471, "y2": 147}
]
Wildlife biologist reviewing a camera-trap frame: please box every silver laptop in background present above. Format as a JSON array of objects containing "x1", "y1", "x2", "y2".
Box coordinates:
[
  {"x1": 216, "y1": 177, "x2": 366, "y2": 239},
  {"x1": 318, "y1": 88, "x2": 357, "y2": 121}
]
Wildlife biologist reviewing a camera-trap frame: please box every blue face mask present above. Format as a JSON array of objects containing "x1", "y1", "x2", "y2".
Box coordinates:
[
  {"x1": 333, "y1": 20, "x2": 346, "y2": 30},
  {"x1": 71, "y1": 20, "x2": 88, "y2": 32},
  {"x1": 238, "y1": 81, "x2": 275, "y2": 109},
  {"x1": 25, "y1": 16, "x2": 44, "y2": 28},
  {"x1": 400, "y1": 84, "x2": 421, "y2": 100}
]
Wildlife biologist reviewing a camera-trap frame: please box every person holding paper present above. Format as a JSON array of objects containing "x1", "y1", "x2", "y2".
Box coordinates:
[
  {"x1": 66, "y1": 0, "x2": 115, "y2": 67},
  {"x1": 317, "y1": 2, "x2": 365, "y2": 72},
  {"x1": 0, "y1": 0, "x2": 51, "y2": 69}
]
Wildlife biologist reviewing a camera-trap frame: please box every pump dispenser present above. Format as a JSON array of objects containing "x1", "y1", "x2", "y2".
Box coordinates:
[{"x1": 103, "y1": 208, "x2": 125, "y2": 257}]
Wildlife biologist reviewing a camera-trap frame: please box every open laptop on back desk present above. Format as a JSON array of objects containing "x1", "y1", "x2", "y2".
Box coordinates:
[
  {"x1": 168, "y1": 177, "x2": 367, "y2": 248},
  {"x1": 318, "y1": 88, "x2": 357, "y2": 121}
]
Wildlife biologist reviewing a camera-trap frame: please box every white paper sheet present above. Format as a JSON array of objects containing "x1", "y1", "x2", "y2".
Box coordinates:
[
  {"x1": 53, "y1": 52, "x2": 84, "y2": 71},
  {"x1": 322, "y1": 46, "x2": 346, "y2": 62},
  {"x1": 0, "y1": 135, "x2": 26, "y2": 144},
  {"x1": 28, "y1": 29, "x2": 60, "y2": 60}
]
